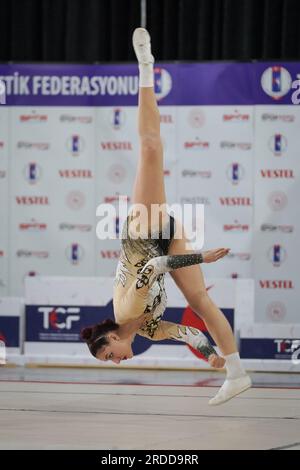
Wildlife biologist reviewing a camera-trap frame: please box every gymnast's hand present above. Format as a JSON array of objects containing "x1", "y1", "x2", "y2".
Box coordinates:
[
  {"x1": 202, "y1": 248, "x2": 230, "y2": 263},
  {"x1": 208, "y1": 353, "x2": 226, "y2": 369}
]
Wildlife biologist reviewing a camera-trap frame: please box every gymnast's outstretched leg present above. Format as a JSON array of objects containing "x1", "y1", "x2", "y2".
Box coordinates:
[{"x1": 130, "y1": 28, "x2": 168, "y2": 233}]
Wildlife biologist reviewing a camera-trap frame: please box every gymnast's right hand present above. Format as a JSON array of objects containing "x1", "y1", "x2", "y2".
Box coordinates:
[{"x1": 202, "y1": 248, "x2": 230, "y2": 263}]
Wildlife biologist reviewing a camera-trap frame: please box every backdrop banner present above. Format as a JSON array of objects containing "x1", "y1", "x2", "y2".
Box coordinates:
[{"x1": 0, "y1": 62, "x2": 299, "y2": 369}]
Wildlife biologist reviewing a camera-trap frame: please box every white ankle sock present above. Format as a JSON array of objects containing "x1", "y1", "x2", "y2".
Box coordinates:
[
  {"x1": 138, "y1": 63, "x2": 154, "y2": 87},
  {"x1": 225, "y1": 352, "x2": 246, "y2": 380}
]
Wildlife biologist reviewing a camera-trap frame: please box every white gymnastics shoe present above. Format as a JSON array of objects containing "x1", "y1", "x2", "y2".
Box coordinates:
[
  {"x1": 208, "y1": 374, "x2": 252, "y2": 406},
  {"x1": 132, "y1": 27, "x2": 154, "y2": 64}
]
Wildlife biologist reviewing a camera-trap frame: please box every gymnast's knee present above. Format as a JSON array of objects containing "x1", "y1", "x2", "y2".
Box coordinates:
[
  {"x1": 140, "y1": 133, "x2": 162, "y2": 156},
  {"x1": 188, "y1": 290, "x2": 212, "y2": 319}
]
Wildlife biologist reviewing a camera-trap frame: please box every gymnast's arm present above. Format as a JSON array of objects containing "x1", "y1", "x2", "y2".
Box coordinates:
[
  {"x1": 138, "y1": 320, "x2": 219, "y2": 361},
  {"x1": 134, "y1": 247, "x2": 230, "y2": 296},
  {"x1": 116, "y1": 248, "x2": 229, "y2": 322}
]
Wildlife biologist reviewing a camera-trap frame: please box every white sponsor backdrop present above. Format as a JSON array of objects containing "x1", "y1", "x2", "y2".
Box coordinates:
[
  {"x1": 253, "y1": 106, "x2": 300, "y2": 324},
  {"x1": 9, "y1": 107, "x2": 97, "y2": 294},
  {"x1": 0, "y1": 102, "x2": 299, "y2": 332}
]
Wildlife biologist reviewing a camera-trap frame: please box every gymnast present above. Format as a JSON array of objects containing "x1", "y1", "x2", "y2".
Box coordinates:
[{"x1": 81, "y1": 28, "x2": 251, "y2": 405}]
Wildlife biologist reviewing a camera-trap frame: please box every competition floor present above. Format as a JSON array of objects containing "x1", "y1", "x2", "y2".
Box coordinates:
[{"x1": 0, "y1": 367, "x2": 300, "y2": 450}]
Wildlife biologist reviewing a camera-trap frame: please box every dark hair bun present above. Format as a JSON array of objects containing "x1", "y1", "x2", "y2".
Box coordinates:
[
  {"x1": 80, "y1": 326, "x2": 93, "y2": 341},
  {"x1": 80, "y1": 318, "x2": 119, "y2": 347}
]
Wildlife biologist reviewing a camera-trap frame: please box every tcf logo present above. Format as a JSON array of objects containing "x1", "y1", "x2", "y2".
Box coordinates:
[
  {"x1": 154, "y1": 68, "x2": 172, "y2": 101},
  {"x1": 38, "y1": 307, "x2": 80, "y2": 330},
  {"x1": 261, "y1": 66, "x2": 292, "y2": 100},
  {"x1": 274, "y1": 339, "x2": 300, "y2": 355}
]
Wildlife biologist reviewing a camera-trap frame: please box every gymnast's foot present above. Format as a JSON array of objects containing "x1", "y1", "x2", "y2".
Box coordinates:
[
  {"x1": 132, "y1": 27, "x2": 154, "y2": 64},
  {"x1": 209, "y1": 374, "x2": 252, "y2": 406}
]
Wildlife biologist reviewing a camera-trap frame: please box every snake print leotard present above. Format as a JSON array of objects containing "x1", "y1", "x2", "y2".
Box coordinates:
[{"x1": 113, "y1": 212, "x2": 203, "y2": 340}]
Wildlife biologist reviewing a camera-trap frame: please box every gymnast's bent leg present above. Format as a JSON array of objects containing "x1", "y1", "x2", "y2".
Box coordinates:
[{"x1": 168, "y1": 224, "x2": 252, "y2": 405}]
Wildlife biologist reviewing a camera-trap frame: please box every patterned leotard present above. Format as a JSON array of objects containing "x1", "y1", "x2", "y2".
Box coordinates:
[{"x1": 113, "y1": 213, "x2": 175, "y2": 339}]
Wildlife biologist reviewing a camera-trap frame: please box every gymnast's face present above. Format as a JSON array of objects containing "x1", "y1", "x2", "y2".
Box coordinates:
[{"x1": 96, "y1": 332, "x2": 134, "y2": 364}]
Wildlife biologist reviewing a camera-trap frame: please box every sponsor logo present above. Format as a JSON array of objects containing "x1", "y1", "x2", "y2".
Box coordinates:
[
  {"x1": 261, "y1": 66, "x2": 292, "y2": 99},
  {"x1": 241, "y1": 337, "x2": 300, "y2": 360},
  {"x1": 223, "y1": 221, "x2": 249, "y2": 232},
  {"x1": 181, "y1": 169, "x2": 212, "y2": 178},
  {"x1": 16, "y1": 196, "x2": 49, "y2": 205},
  {"x1": 0, "y1": 141, "x2": 4, "y2": 149},
  {"x1": 16, "y1": 250, "x2": 49, "y2": 259},
  {"x1": 17, "y1": 141, "x2": 50, "y2": 151},
  {"x1": 107, "y1": 164, "x2": 127, "y2": 184},
  {"x1": 226, "y1": 252, "x2": 251, "y2": 261},
  {"x1": 110, "y1": 108, "x2": 126, "y2": 129},
  {"x1": 226, "y1": 163, "x2": 245, "y2": 185},
  {"x1": 23, "y1": 162, "x2": 42, "y2": 184},
  {"x1": 261, "y1": 223, "x2": 293, "y2": 233},
  {"x1": 59, "y1": 223, "x2": 92, "y2": 232},
  {"x1": 104, "y1": 195, "x2": 130, "y2": 204},
  {"x1": 268, "y1": 244, "x2": 287, "y2": 266},
  {"x1": 38, "y1": 307, "x2": 80, "y2": 330},
  {"x1": 0, "y1": 170, "x2": 6, "y2": 178},
  {"x1": 261, "y1": 112, "x2": 295, "y2": 122},
  {"x1": 268, "y1": 191, "x2": 288, "y2": 211},
  {"x1": 65, "y1": 243, "x2": 84, "y2": 265},
  {"x1": 268, "y1": 134, "x2": 287, "y2": 156},
  {"x1": 66, "y1": 135, "x2": 85, "y2": 156},
  {"x1": 154, "y1": 67, "x2": 172, "y2": 100},
  {"x1": 160, "y1": 114, "x2": 174, "y2": 124},
  {"x1": 274, "y1": 339, "x2": 300, "y2": 358},
  {"x1": 222, "y1": 110, "x2": 250, "y2": 122},
  {"x1": 260, "y1": 280, "x2": 294, "y2": 289},
  {"x1": 100, "y1": 250, "x2": 121, "y2": 259},
  {"x1": 188, "y1": 108, "x2": 205, "y2": 128},
  {"x1": 19, "y1": 219, "x2": 47, "y2": 232},
  {"x1": 220, "y1": 141, "x2": 251, "y2": 150},
  {"x1": 260, "y1": 169, "x2": 294, "y2": 178},
  {"x1": 267, "y1": 302, "x2": 287, "y2": 321},
  {"x1": 184, "y1": 138, "x2": 209, "y2": 150},
  {"x1": 60, "y1": 114, "x2": 92, "y2": 123},
  {"x1": 180, "y1": 196, "x2": 210, "y2": 205},
  {"x1": 231, "y1": 273, "x2": 239, "y2": 279},
  {"x1": 100, "y1": 141, "x2": 133, "y2": 151},
  {"x1": 58, "y1": 169, "x2": 93, "y2": 178},
  {"x1": 66, "y1": 191, "x2": 86, "y2": 210},
  {"x1": 19, "y1": 112, "x2": 48, "y2": 123},
  {"x1": 219, "y1": 197, "x2": 252, "y2": 206}
]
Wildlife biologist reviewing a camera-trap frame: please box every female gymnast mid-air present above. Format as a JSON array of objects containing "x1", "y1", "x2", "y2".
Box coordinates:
[{"x1": 81, "y1": 28, "x2": 252, "y2": 405}]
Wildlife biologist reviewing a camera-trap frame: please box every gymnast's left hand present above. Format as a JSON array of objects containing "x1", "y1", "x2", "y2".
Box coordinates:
[{"x1": 202, "y1": 248, "x2": 230, "y2": 263}]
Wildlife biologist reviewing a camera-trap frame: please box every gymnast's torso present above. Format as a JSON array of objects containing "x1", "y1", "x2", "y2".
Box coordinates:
[{"x1": 113, "y1": 213, "x2": 175, "y2": 339}]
